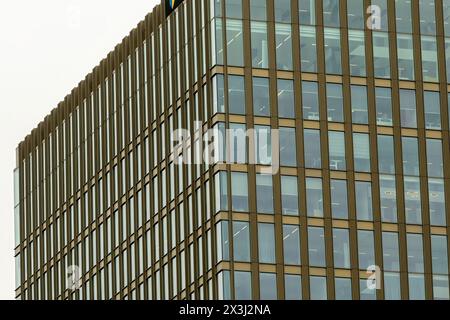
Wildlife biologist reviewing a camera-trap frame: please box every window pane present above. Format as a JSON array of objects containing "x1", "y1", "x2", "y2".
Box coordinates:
[
  {"x1": 431, "y1": 235, "x2": 449, "y2": 275},
  {"x1": 384, "y1": 272, "x2": 401, "y2": 300},
  {"x1": 397, "y1": 34, "x2": 415, "y2": 80},
  {"x1": 353, "y1": 133, "x2": 371, "y2": 172},
  {"x1": 421, "y1": 35, "x2": 439, "y2": 82},
  {"x1": 308, "y1": 227, "x2": 325, "y2": 267},
  {"x1": 328, "y1": 131, "x2": 346, "y2": 171},
  {"x1": 300, "y1": 25, "x2": 317, "y2": 72},
  {"x1": 380, "y1": 174, "x2": 397, "y2": 223},
  {"x1": 409, "y1": 274, "x2": 425, "y2": 300},
  {"x1": 274, "y1": 0, "x2": 291, "y2": 22},
  {"x1": 351, "y1": 85, "x2": 368, "y2": 124},
  {"x1": 419, "y1": 0, "x2": 436, "y2": 34},
  {"x1": 306, "y1": 178, "x2": 323, "y2": 217},
  {"x1": 382, "y1": 232, "x2": 400, "y2": 271},
  {"x1": 373, "y1": 32, "x2": 390, "y2": 78},
  {"x1": 426, "y1": 139, "x2": 443, "y2": 178},
  {"x1": 424, "y1": 91, "x2": 441, "y2": 130},
  {"x1": 215, "y1": 171, "x2": 228, "y2": 212},
  {"x1": 347, "y1": 0, "x2": 364, "y2": 29},
  {"x1": 377, "y1": 135, "x2": 395, "y2": 174},
  {"x1": 233, "y1": 221, "x2": 250, "y2": 262},
  {"x1": 433, "y1": 275, "x2": 450, "y2": 300},
  {"x1": 348, "y1": 30, "x2": 366, "y2": 77},
  {"x1": 335, "y1": 277, "x2": 352, "y2": 300},
  {"x1": 375, "y1": 87, "x2": 392, "y2": 126},
  {"x1": 333, "y1": 228, "x2": 350, "y2": 269},
  {"x1": 428, "y1": 178, "x2": 446, "y2": 226},
  {"x1": 226, "y1": 19, "x2": 244, "y2": 67},
  {"x1": 258, "y1": 223, "x2": 275, "y2": 264},
  {"x1": 228, "y1": 75, "x2": 246, "y2": 115},
  {"x1": 216, "y1": 221, "x2": 229, "y2": 262},
  {"x1": 360, "y1": 279, "x2": 377, "y2": 300},
  {"x1": 355, "y1": 181, "x2": 373, "y2": 221},
  {"x1": 404, "y1": 177, "x2": 422, "y2": 225},
  {"x1": 323, "y1": 0, "x2": 340, "y2": 27},
  {"x1": 285, "y1": 274, "x2": 302, "y2": 300},
  {"x1": 331, "y1": 179, "x2": 348, "y2": 220},
  {"x1": 275, "y1": 23, "x2": 293, "y2": 70},
  {"x1": 231, "y1": 172, "x2": 248, "y2": 212},
  {"x1": 304, "y1": 129, "x2": 321, "y2": 168},
  {"x1": 254, "y1": 125, "x2": 272, "y2": 165},
  {"x1": 253, "y1": 77, "x2": 270, "y2": 116},
  {"x1": 283, "y1": 224, "x2": 301, "y2": 265},
  {"x1": 260, "y1": 273, "x2": 277, "y2": 299},
  {"x1": 395, "y1": 0, "x2": 412, "y2": 33},
  {"x1": 235, "y1": 271, "x2": 252, "y2": 299},
  {"x1": 256, "y1": 174, "x2": 274, "y2": 214},
  {"x1": 302, "y1": 81, "x2": 319, "y2": 120},
  {"x1": 299, "y1": 0, "x2": 316, "y2": 25},
  {"x1": 251, "y1": 21, "x2": 269, "y2": 69},
  {"x1": 213, "y1": 74, "x2": 225, "y2": 113},
  {"x1": 278, "y1": 79, "x2": 295, "y2": 118},
  {"x1": 225, "y1": 0, "x2": 242, "y2": 19},
  {"x1": 310, "y1": 276, "x2": 327, "y2": 300},
  {"x1": 358, "y1": 230, "x2": 375, "y2": 270},
  {"x1": 281, "y1": 176, "x2": 299, "y2": 215},
  {"x1": 371, "y1": 0, "x2": 388, "y2": 31},
  {"x1": 324, "y1": 27, "x2": 341, "y2": 74},
  {"x1": 250, "y1": 0, "x2": 267, "y2": 20},
  {"x1": 402, "y1": 137, "x2": 420, "y2": 176},
  {"x1": 326, "y1": 83, "x2": 343, "y2": 122},
  {"x1": 212, "y1": 19, "x2": 223, "y2": 66},
  {"x1": 407, "y1": 233, "x2": 424, "y2": 273},
  {"x1": 400, "y1": 89, "x2": 417, "y2": 128},
  {"x1": 280, "y1": 127, "x2": 297, "y2": 167}
]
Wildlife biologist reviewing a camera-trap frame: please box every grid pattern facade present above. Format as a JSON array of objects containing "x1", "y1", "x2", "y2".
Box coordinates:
[{"x1": 14, "y1": 0, "x2": 450, "y2": 300}]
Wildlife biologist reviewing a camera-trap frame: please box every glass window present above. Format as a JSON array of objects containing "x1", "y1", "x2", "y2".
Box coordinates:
[
  {"x1": 254, "y1": 125, "x2": 272, "y2": 165},
  {"x1": 384, "y1": 272, "x2": 401, "y2": 300},
  {"x1": 377, "y1": 135, "x2": 395, "y2": 174},
  {"x1": 233, "y1": 221, "x2": 250, "y2": 262},
  {"x1": 358, "y1": 230, "x2": 375, "y2": 270},
  {"x1": 351, "y1": 85, "x2": 368, "y2": 124},
  {"x1": 234, "y1": 271, "x2": 252, "y2": 299},
  {"x1": 229, "y1": 123, "x2": 247, "y2": 164},
  {"x1": 283, "y1": 224, "x2": 301, "y2": 265},
  {"x1": 371, "y1": 0, "x2": 388, "y2": 31},
  {"x1": 253, "y1": 77, "x2": 270, "y2": 116},
  {"x1": 275, "y1": 0, "x2": 291, "y2": 22},
  {"x1": 428, "y1": 178, "x2": 446, "y2": 226},
  {"x1": 426, "y1": 139, "x2": 443, "y2": 178},
  {"x1": 213, "y1": 74, "x2": 225, "y2": 114},
  {"x1": 355, "y1": 181, "x2": 373, "y2": 221},
  {"x1": 331, "y1": 180, "x2": 348, "y2": 219},
  {"x1": 347, "y1": 0, "x2": 364, "y2": 29},
  {"x1": 380, "y1": 174, "x2": 397, "y2": 223},
  {"x1": 445, "y1": 0, "x2": 450, "y2": 35},
  {"x1": 251, "y1": 22, "x2": 269, "y2": 69},
  {"x1": 280, "y1": 127, "x2": 297, "y2": 167},
  {"x1": 299, "y1": 25, "x2": 317, "y2": 72},
  {"x1": 323, "y1": 0, "x2": 340, "y2": 27},
  {"x1": 258, "y1": 223, "x2": 275, "y2": 264},
  {"x1": 409, "y1": 274, "x2": 425, "y2": 300},
  {"x1": 335, "y1": 278, "x2": 352, "y2": 300},
  {"x1": 281, "y1": 176, "x2": 299, "y2": 215},
  {"x1": 421, "y1": 35, "x2": 439, "y2": 82},
  {"x1": 402, "y1": 137, "x2": 420, "y2": 176},
  {"x1": 285, "y1": 274, "x2": 302, "y2": 300},
  {"x1": 215, "y1": 171, "x2": 228, "y2": 212},
  {"x1": 373, "y1": 32, "x2": 390, "y2": 78},
  {"x1": 306, "y1": 178, "x2": 323, "y2": 217},
  {"x1": 212, "y1": 19, "x2": 224, "y2": 66},
  {"x1": 424, "y1": 91, "x2": 441, "y2": 130},
  {"x1": 375, "y1": 87, "x2": 392, "y2": 126},
  {"x1": 231, "y1": 172, "x2": 248, "y2": 212},
  {"x1": 419, "y1": 0, "x2": 436, "y2": 35},
  {"x1": 395, "y1": 0, "x2": 412, "y2": 33},
  {"x1": 218, "y1": 270, "x2": 231, "y2": 299},
  {"x1": 324, "y1": 27, "x2": 342, "y2": 74},
  {"x1": 256, "y1": 174, "x2": 274, "y2": 214},
  {"x1": 407, "y1": 233, "x2": 424, "y2": 273},
  {"x1": 353, "y1": 133, "x2": 371, "y2": 172},
  {"x1": 250, "y1": 0, "x2": 266, "y2": 20},
  {"x1": 382, "y1": 232, "x2": 400, "y2": 271},
  {"x1": 217, "y1": 221, "x2": 230, "y2": 263},
  {"x1": 302, "y1": 81, "x2": 319, "y2": 120},
  {"x1": 400, "y1": 89, "x2": 417, "y2": 128},
  {"x1": 348, "y1": 30, "x2": 366, "y2": 77},
  {"x1": 431, "y1": 235, "x2": 449, "y2": 275},
  {"x1": 228, "y1": 75, "x2": 246, "y2": 115},
  {"x1": 225, "y1": 0, "x2": 242, "y2": 19},
  {"x1": 404, "y1": 177, "x2": 422, "y2": 225},
  {"x1": 260, "y1": 273, "x2": 277, "y2": 299},
  {"x1": 275, "y1": 23, "x2": 293, "y2": 70},
  {"x1": 308, "y1": 227, "x2": 325, "y2": 267},
  {"x1": 333, "y1": 228, "x2": 350, "y2": 269},
  {"x1": 328, "y1": 131, "x2": 346, "y2": 171},
  {"x1": 304, "y1": 129, "x2": 321, "y2": 168},
  {"x1": 326, "y1": 83, "x2": 343, "y2": 122},
  {"x1": 360, "y1": 279, "x2": 376, "y2": 300},
  {"x1": 397, "y1": 34, "x2": 415, "y2": 80},
  {"x1": 226, "y1": 19, "x2": 244, "y2": 67},
  {"x1": 310, "y1": 276, "x2": 327, "y2": 300},
  {"x1": 299, "y1": 0, "x2": 316, "y2": 25},
  {"x1": 278, "y1": 79, "x2": 295, "y2": 118},
  {"x1": 433, "y1": 275, "x2": 450, "y2": 300}
]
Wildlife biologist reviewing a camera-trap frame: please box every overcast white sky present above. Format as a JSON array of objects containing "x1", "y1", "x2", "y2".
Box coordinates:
[{"x1": 0, "y1": 0, "x2": 160, "y2": 300}]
